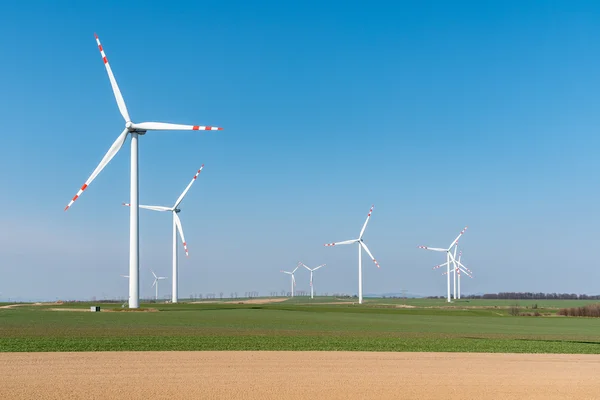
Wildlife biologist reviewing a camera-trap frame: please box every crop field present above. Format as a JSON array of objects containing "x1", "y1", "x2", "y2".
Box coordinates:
[{"x1": 1, "y1": 297, "x2": 599, "y2": 354}]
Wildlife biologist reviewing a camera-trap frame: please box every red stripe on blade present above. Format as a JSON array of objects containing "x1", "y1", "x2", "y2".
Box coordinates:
[{"x1": 192, "y1": 126, "x2": 199, "y2": 130}]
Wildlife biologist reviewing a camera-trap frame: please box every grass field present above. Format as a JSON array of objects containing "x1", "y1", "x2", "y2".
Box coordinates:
[{"x1": 1, "y1": 298, "x2": 599, "y2": 353}]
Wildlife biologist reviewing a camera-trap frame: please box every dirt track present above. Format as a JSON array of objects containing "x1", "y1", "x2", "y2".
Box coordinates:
[{"x1": 1, "y1": 351, "x2": 598, "y2": 399}]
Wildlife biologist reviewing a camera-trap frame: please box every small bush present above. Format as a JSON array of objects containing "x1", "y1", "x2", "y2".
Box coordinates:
[
  {"x1": 557, "y1": 303, "x2": 600, "y2": 317},
  {"x1": 509, "y1": 304, "x2": 520, "y2": 316}
]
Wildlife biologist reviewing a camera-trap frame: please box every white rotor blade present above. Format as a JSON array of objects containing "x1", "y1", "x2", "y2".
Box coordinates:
[
  {"x1": 158, "y1": 277, "x2": 167, "y2": 280},
  {"x1": 173, "y1": 165, "x2": 204, "y2": 208},
  {"x1": 94, "y1": 34, "x2": 130, "y2": 122},
  {"x1": 359, "y1": 204, "x2": 374, "y2": 239},
  {"x1": 280, "y1": 270, "x2": 292, "y2": 275},
  {"x1": 313, "y1": 264, "x2": 326, "y2": 271},
  {"x1": 324, "y1": 239, "x2": 358, "y2": 247},
  {"x1": 151, "y1": 279, "x2": 157, "y2": 288},
  {"x1": 151, "y1": 270, "x2": 157, "y2": 279},
  {"x1": 120, "y1": 275, "x2": 129, "y2": 278},
  {"x1": 448, "y1": 226, "x2": 468, "y2": 250},
  {"x1": 292, "y1": 265, "x2": 299, "y2": 274},
  {"x1": 65, "y1": 128, "x2": 129, "y2": 211},
  {"x1": 432, "y1": 262, "x2": 449, "y2": 270},
  {"x1": 292, "y1": 274, "x2": 296, "y2": 287},
  {"x1": 132, "y1": 122, "x2": 223, "y2": 131},
  {"x1": 418, "y1": 246, "x2": 446, "y2": 252},
  {"x1": 455, "y1": 260, "x2": 471, "y2": 272},
  {"x1": 359, "y1": 241, "x2": 380, "y2": 268},
  {"x1": 122, "y1": 204, "x2": 172, "y2": 212},
  {"x1": 300, "y1": 263, "x2": 311, "y2": 271},
  {"x1": 460, "y1": 267, "x2": 473, "y2": 278},
  {"x1": 173, "y1": 212, "x2": 189, "y2": 256}
]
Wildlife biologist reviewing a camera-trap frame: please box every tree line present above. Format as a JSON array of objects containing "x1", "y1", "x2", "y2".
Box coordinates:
[{"x1": 427, "y1": 292, "x2": 600, "y2": 300}]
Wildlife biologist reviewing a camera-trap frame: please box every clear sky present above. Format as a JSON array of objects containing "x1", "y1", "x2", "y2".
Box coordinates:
[{"x1": 1, "y1": 0, "x2": 599, "y2": 301}]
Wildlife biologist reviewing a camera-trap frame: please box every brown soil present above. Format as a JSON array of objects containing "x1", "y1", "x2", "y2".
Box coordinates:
[
  {"x1": 0, "y1": 351, "x2": 598, "y2": 399},
  {"x1": 0, "y1": 302, "x2": 61, "y2": 309}
]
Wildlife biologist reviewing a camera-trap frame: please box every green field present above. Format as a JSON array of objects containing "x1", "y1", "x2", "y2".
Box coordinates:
[{"x1": 1, "y1": 298, "x2": 599, "y2": 353}]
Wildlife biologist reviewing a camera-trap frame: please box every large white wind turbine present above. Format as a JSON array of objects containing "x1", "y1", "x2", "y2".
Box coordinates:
[
  {"x1": 280, "y1": 264, "x2": 300, "y2": 297},
  {"x1": 419, "y1": 227, "x2": 468, "y2": 302},
  {"x1": 123, "y1": 165, "x2": 204, "y2": 303},
  {"x1": 300, "y1": 263, "x2": 326, "y2": 299},
  {"x1": 64, "y1": 34, "x2": 222, "y2": 308},
  {"x1": 324, "y1": 205, "x2": 380, "y2": 304},
  {"x1": 151, "y1": 270, "x2": 167, "y2": 301}
]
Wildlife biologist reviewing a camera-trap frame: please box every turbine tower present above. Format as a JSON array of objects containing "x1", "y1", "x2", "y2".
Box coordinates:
[
  {"x1": 300, "y1": 263, "x2": 326, "y2": 299},
  {"x1": 280, "y1": 264, "x2": 300, "y2": 297},
  {"x1": 64, "y1": 34, "x2": 222, "y2": 308},
  {"x1": 419, "y1": 227, "x2": 468, "y2": 302},
  {"x1": 123, "y1": 165, "x2": 204, "y2": 303},
  {"x1": 324, "y1": 205, "x2": 380, "y2": 304}
]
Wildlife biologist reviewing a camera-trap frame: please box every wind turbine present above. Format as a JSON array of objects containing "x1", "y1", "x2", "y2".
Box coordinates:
[
  {"x1": 280, "y1": 264, "x2": 300, "y2": 297},
  {"x1": 324, "y1": 205, "x2": 380, "y2": 305},
  {"x1": 123, "y1": 165, "x2": 204, "y2": 303},
  {"x1": 300, "y1": 263, "x2": 326, "y2": 299},
  {"x1": 151, "y1": 270, "x2": 167, "y2": 301},
  {"x1": 64, "y1": 34, "x2": 222, "y2": 309},
  {"x1": 419, "y1": 227, "x2": 468, "y2": 302},
  {"x1": 451, "y1": 250, "x2": 473, "y2": 299}
]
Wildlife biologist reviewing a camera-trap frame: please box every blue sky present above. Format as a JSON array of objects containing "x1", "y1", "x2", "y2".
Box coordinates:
[{"x1": 1, "y1": 1, "x2": 599, "y2": 301}]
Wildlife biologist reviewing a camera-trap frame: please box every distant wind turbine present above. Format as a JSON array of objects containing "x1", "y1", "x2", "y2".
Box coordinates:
[
  {"x1": 324, "y1": 205, "x2": 380, "y2": 305},
  {"x1": 300, "y1": 263, "x2": 326, "y2": 299},
  {"x1": 151, "y1": 270, "x2": 167, "y2": 301},
  {"x1": 438, "y1": 250, "x2": 473, "y2": 299},
  {"x1": 419, "y1": 227, "x2": 468, "y2": 302},
  {"x1": 280, "y1": 264, "x2": 300, "y2": 297},
  {"x1": 123, "y1": 165, "x2": 204, "y2": 304}
]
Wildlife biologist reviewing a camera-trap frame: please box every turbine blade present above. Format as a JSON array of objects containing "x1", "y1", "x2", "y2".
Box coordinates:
[
  {"x1": 173, "y1": 212, "x2": 189, "y2": 256},
  {"x1": 359, "y1": 205, "x2": 374, "y2": 239},
  {"x1": 455, "y1": 260, "x2": 471, "y2": 273},
  {"x1": 300, "y1": 263, "x2": 311, "y2": 271},
  {"x1": 152, "y1": 279, "x2": 157, "y2": 288},
  {"x1": 94, "y1": 34, "x2": 130, "y2": 122},
  {"x1": 313, "y1": 264, "x2": 326, "y2": 271},
  {"x1": 122, "y1": 204, "x2": 172, "y2": 212},
  {"x1": 324, "y1": 239, "x2": 358, "y2": 247},
  {"x1": 292, "y1": 274, "x2": 296, "y2": 286},
  {"x1": 173, "y1": 165, "x2": 204, "y2": 208},
  {"x1": 292, "y1": 266, "x2": 299, "y2": 273},
  {"x1": 418, "y1": 246, "x2": 446, "y2": 252},
  {"x1": 132, "y1": 122, "x2": 223, "y2": 131},
  {"x1": 280, "y1": 270, "x2": 292, "y2": 275},
  {"x1": 151, "y1": 270, "x2": 157, "y2": 279},
  {"x1": 65, "y1": 128, "x2": 129, "y2": 211},
  {"x1": 460, "y1": 267, "x2": 473, "y2": 278},
  {"x1": 359, "y1": 242, "x2": 380, "y2": 268},
  {"x1": 448, "y1": 226, "x2": 468, "y2": 250},
  {"x1": 432, "y1": 262, "x2": 449, "y2": 270}
]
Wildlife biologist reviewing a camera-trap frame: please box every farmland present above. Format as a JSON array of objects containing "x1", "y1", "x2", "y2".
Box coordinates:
[{"x1": 1, "y1": 297, "x2": 599, "y2": 354}]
